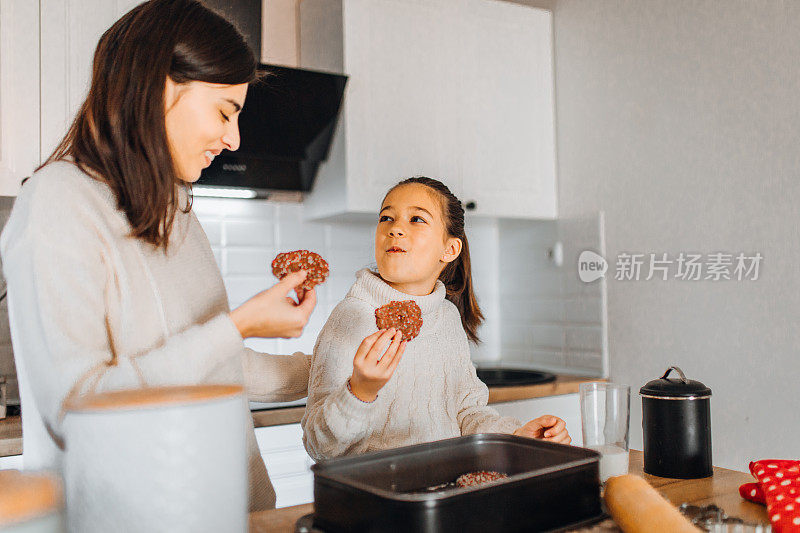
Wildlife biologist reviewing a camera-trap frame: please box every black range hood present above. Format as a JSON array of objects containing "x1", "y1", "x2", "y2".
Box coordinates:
[{"x1": 197, "y1": 63, "x2": 347, "y2": 197}]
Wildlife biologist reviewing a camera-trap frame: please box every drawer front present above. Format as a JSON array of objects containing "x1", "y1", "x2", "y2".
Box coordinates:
[{"x1": 255, "y1": 424, "x2": 315, "y2": 508}]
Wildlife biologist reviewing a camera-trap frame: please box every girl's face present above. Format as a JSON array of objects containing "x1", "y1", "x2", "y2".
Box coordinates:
[
  {"x1": 375, "y1": 184, "x2": 462, "y2": 295},
  {"x1": 164, "y1": 79, "x2": 248, "y2": 182}
]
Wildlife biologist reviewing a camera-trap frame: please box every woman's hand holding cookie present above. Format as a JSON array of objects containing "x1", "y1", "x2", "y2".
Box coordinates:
[
  {"x1": 348, "y1": 328, "x2": 406, "y2": 402},
  {"x1": 230, "y1": 270, "x2": 317, "y2": 339}
]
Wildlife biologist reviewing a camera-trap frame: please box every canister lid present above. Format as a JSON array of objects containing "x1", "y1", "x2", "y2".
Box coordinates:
[
  {"x1": 63, "y1": 385, "x2": 244, "y2": 413},
  {"x1": 639, "y1": 366, "x2": 712, "y2": 398}
]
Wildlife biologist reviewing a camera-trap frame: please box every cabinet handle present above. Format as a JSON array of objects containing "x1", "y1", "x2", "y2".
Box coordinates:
[{"x1": 465, "y1": 201, "x2": 477, "y2": 211}]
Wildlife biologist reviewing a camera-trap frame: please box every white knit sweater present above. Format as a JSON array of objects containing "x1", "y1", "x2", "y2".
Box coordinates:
[
  {"x1": 0, "y1": 161, "x2": 311, "y2": 511},
  {"x1": 301, "y1": 269, "x2": 521, "y2": 461}
]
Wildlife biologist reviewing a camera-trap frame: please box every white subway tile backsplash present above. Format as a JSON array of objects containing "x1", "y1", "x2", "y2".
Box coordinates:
[
  {"x1": 530, "y1": 325, "x2": 566, "y2": 350},
  {"x1": 275, "y1": 203, "x2": 304, "y2": 220},
  {"x1": 498, "y1": 219, "x2": 558, "y2": 248},
  {"x1": 502, "y1": 324, "x2": 564, "y2": 351},
  {"x1": 502, "y1": 297, "x2": 565, "y2": 324},
  {"x1": 533, "y1": 301, "x2": 566, "y2": 324},
  {"x1": 325, "y1": 248, "x2": 373, "y2": 274},
  {"x1": 199, "y1": 218, "x2": 222, "y2": 246},
  {"x1": 192, "y1": 197, "x2": 232, "y2": 217},
  {"x1": 223, "y1": 276, "x2": 271, "y2": 308},
  {"x1": 501, "y1": 348, "x2": 566, "y2": 370},
  {"x1": 565, "y1": 326, "x2": 603, "y2": 352},
  {"x1": 226, "y1": 248, "x2": 275, "y2": 276},
  {"x1": 565, "y1": 350, "x2": 603, "y2": 372},
  {"x1": 277, "y1": 221, "x2": 327, "y2": 251},
  {"x1": 497, "y1": 213, "x2": 606, "y2": 376},
  {"x1": 328, "y1": 223, "x2": 376, "y2": 250},
  {"x1": 194, "y1": 197, "x2": 276, "y2": 219},
  {"x1": 464, "y1": 219, "x2": 499, "y2": 276},
  {"x1": 564, "y1": 297, "x2": 603, "y2": 325},
  {"x1": 326, "y1": 275, "x2": 358, "y2": 303},
  {"x1": 499, "y1": 270, "x2": 563, "y2": 298},
  {"x1": 564, "y1": 271, "x2": 603, "y2": 297},
  {"x1": 225, "y1": 220, "x2": 275, "y2": 247},
  {"x1": 499, "y1": 252, "x2": 561, "y2": 275}
]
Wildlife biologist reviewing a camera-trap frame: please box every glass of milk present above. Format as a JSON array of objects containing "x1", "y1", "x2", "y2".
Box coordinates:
[{"x1": 579, "y1": 382, "x2": 631, "y2": 483}]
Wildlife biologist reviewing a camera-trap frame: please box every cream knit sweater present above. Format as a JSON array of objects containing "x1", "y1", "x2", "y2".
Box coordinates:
[
  {"x1": 0, "y1": 161, "x2": 310, "y2": 511},
  {"x1": 302, "y1": 269, "x2": 521, "y2": 461}
]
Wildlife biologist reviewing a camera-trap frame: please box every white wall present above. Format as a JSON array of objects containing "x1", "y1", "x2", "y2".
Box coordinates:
[{"x1": 541, "y1": 0, "x2": 800, "y2": 469}]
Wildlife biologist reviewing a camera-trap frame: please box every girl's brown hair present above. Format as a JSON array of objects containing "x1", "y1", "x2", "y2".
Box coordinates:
[
  {"x1": 40, "y1": 0, "x2": 256, "y2": 249},
  {"x1": 388, "y1": 177, "x2": 484, "y2": 344}
]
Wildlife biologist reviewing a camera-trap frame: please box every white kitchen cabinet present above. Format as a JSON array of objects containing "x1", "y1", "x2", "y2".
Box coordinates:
[
  {"x1": 491, "y1": 393, "x2": 583, "y2": 447},
  {"x1": 0, "y1": 453, "x2": 23, "y2": 470},
  {"x1": 0, "y1": 0, "x2": 142, "y2": 196},
  {"x1": 40, "y1": 0, "x2": 143, "y2": 161},
  {"x1": 301, "y1": 0, "x2": 556, "y2": 221},
  {"x1": 0, "y1": 1, "x2": 41, "y2": 195},
  {"x1": 254, "y1": 423, "x2": 315, "y2": 508},
  {"x1": 455, "y1": 2, "x2": 557, "y2": 218}
]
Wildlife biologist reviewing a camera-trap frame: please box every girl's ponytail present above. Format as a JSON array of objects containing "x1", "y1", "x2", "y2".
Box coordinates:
[{"x1": 390, "y1": 177, "x2": 484, "y2": 344}]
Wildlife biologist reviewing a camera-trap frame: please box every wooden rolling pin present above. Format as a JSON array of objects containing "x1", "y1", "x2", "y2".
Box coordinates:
[{"x1": 604, "y1": 474, "x2": 701, "y2": 533}]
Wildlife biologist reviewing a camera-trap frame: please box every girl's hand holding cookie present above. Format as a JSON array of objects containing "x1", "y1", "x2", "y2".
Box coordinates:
[
  {"x1": 513, "y1": 415, "x2": 571, "y2": 445},
  {"x1": 348, "y1": 328, "x2": 406, "y2": 403}
]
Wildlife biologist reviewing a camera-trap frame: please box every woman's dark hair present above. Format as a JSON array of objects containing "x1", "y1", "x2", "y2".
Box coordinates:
[
  {"x1": 386, "y1": 177, "x2": 484, "y2": 344},
  {"x1": 40, "y1": 0, "x2": 257, "y2": 249}
]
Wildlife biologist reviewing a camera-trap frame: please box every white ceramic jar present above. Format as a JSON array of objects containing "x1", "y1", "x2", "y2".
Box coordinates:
[{"x1": 62, "y1": 385, "x2": 248, "y2": 533}]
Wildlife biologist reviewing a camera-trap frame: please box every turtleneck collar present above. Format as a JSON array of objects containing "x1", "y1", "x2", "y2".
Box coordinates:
[{"x1": 347, "y1": 268, "x2": 446, "y2": 316}]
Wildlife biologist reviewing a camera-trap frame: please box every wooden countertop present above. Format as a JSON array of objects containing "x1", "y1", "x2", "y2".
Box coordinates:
[
  {"x1": 248, "y1": 450, "x2": 769, "y2": 532},
  {"x1": 0, "y1": 374, "x2": 602, "y2": 457},
  {"x1": 486, "y1": 374, "x2": 602, "y2": 404},
  {"x1": 251, "y1": 374, "x2": 603, "y2": 429},
  {"x1": 0, "y1": 416, "x2": 22, "y2": 458}
]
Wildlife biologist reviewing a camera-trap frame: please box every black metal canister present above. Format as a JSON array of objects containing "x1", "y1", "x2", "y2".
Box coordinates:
[{"x1": 640, "y1": 366, "x2": 712, "y2": 479}]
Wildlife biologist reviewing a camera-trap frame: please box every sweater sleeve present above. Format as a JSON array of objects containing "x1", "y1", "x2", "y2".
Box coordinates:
[
  {"x1": 452, "y1": 321, "x2": 522, "y2": 436},
  {"x1": 0, "y1": 179, "x2": 245, "y2": 442},
  {"x1": 243, "y1": 349, "x2": 310, "y2": 403},
  {"x1": 301, "y1": 299, "x2": 378, "y2": 461}
]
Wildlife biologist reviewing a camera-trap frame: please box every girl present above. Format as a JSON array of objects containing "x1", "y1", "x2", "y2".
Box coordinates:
[
  {"x1": 302, "y1": 177, "x2": 570, "y2": 460},
  {"x1": 1, "y1": 0, "x2": 317, "y2": 511}
]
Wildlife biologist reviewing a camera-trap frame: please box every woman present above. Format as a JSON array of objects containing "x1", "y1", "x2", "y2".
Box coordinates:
[{"x1": 0, "y1": 0, "x2": 312, "y2": 511}]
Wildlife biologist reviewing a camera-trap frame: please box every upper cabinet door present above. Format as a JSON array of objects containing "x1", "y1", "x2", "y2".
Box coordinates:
[
  {"x1": 0, "y1": 1, "x2": 41, "y2": 195},
  {"x1": 303, "y1": 0, "x2": 556, "y2": 220},
  {"x1": 343, "y1": 0, "x2": 462, "y2": 209},
  {"x1": 456, "y1": 0, "x2": 556, "y2": 219},
  {"x1": 40, "y1": 0, "x2": 143, "y2": 160}
]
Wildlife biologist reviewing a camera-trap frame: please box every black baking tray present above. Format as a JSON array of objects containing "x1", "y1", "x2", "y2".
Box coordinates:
[{"x1": 310, "y1": 434, "x2": 603, "y2": 533}]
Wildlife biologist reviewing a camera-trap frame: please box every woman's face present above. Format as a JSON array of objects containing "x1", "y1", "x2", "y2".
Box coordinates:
[{"x1": 164, "y1": 79, "x2": 248, "y2": 182}]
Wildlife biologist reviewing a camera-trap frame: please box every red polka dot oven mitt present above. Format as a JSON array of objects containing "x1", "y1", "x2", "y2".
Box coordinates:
[{"x1": 739, "y1": 459, "x2": 800, "y2": 531}]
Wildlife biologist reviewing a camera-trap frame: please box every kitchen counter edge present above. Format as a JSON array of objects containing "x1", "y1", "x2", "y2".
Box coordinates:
[{"x1": 251, "y1": 374, "x2": 603, "y2": 429}]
